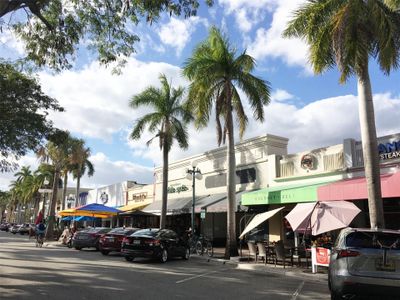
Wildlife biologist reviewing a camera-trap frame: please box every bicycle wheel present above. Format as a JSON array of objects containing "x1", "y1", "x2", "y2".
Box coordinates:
[
  {"x1": 195, "y1": 240, "x2": 203, "y2": 255},
  {"x1": 206, "y1": 241, "x2": 213, "y2": 257}
]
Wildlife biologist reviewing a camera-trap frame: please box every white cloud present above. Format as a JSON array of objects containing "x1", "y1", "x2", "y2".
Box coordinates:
[
  {"x1": 157, "y1": 16, "x2": 208, "y2": 55},
  {"x1": 218, "y1": 0, "x2": 276, "y2": 33},
  {"x1": 247, "y1": 0, "x2": 311, "y2": 72},
  {"x1": 271, "y1": 89, "x2": 294, "y2": 102},
  {"x1": 244, "y1": 93, "x2": 400, "y2": 153},
  {"x1": 80, "y1": 152, "x2": 153, "y2": 188},
  {"x1": 0, "y1": 30, "x2": 25, "y2": 56},
  {"x1": 39, "y1": 58, "x2": 185, "y2": 142}
]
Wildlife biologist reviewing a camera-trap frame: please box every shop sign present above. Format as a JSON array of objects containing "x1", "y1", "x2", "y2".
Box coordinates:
[
  {"x1": 167, "y1": 185, "x2": 189, "y2": 194},
  {"x1": 100, "y1": 192, "x2": 108, "y2": 204},
  {"x1": 378, "y1": 141, "x2": 400, "y2": 160},
  {"x1": 200, "y1": 209, "x2": 206, "y2": 219},
  {"x1": 132, "y1": 192, "x2": 147, "y2": 201},
  {"x1": 311, "y1": 247, "x2": 331, "y2": 273},
  {"x1": 300, "y1": 154, "x2": 315, "y2": 170}
]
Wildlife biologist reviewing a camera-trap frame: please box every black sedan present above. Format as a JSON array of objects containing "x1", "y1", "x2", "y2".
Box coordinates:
[
  {"x1": 121, "y1": 228, "x2": 189, "y2": 263},
  {"x1": 72, "y1": 227, "x2": 111, "y2": 250},
  {"x1": 98, "y1": 227, "x2": 139, "y2": 255}
]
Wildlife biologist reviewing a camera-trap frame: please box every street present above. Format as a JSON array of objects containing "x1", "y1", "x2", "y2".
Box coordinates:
[{"x1": 0, "y1": 232, "x2": 330, "y2": 299}]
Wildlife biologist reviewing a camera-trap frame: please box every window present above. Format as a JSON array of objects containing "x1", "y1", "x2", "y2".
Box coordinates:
[{"x1": 205, "y1": 168, "x2": 256, "y2": 189}]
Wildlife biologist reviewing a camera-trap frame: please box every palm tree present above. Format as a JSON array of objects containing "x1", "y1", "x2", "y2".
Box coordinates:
[
  {"x1": 60, "y1": 136, "x2": 82, "y2": 210},
  {"x1": 183, "y1": 27, "x2": 271, "y2": 258},
  {"x1": 129, "y1": 73, "x2": 192, "y2": 229},
  {"x1": 70, "y1": 139, "x2": 94, "y2": 206},
  {"x1": 37, "y1": 136, "x2": 71, "y2": 239},
  {"x1": 0, "y1": 190, "x2": 11, "y2": 222},
  {"x1": 283, "y1": 0, "x2": 400, "y2": 229}
]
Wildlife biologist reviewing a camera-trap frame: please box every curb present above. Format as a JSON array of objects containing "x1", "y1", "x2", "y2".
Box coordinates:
[{"x1": 190, "y1": 254, "x2": 328, "y2": 283}]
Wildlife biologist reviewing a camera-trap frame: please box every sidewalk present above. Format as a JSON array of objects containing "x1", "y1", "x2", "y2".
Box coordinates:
[{"x1": 191, "y1": 246, "x2": 328, "y2": 283}]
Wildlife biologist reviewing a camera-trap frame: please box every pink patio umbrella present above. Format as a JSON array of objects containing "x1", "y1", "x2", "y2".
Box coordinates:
[{"x1": 285, "y1": 201, "x2": 361, "y2": 236}]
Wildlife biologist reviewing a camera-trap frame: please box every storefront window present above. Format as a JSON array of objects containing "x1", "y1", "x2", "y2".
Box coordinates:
[{"x1": 205, "y1": 168, "x2": 257, "y2": 189}]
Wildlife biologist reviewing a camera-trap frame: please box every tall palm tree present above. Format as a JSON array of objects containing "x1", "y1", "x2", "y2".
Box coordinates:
[
  {"x1": 283, "y1": 0, "x2": 400, "y2": 229},
  {"x1": 183, "y1": 27, "x2": 271, "y2": 258},
  {"x1": 37, "y1": 136, "x2": 71, "y2": 239},
  {"x1": 60, "y1": 136, "x2": 82, "y2": 210},
  {"x1": 70, "y1": 139, "x2": 94, "y2": 206},
  {"x1": 129, "y1": 73, "x2": 192, "y2": 229}
]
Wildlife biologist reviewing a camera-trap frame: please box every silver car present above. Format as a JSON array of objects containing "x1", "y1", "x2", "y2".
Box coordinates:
[{"x1": 328, "y1": 228, "x2": 400, "y2": 300}]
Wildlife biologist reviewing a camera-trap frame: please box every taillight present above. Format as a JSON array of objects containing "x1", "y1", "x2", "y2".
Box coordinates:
[
  {"x1": 100, "y1": 235, "x2": 106, "y2": 242},
  {"x1": 337, "y1": 249, "x2": 360, "y2": 258},
  {"x1": 145, "y1": 239, "x2": 160, "y2": 246},
  {"x1": 122, "y1": 237, "x2": 129, "y2": 244}
]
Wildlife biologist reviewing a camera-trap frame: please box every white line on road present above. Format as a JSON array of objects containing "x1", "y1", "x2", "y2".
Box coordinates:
[
  {"x1": 291, "y1": 281, "x2": 305, "y2": 300},
  {"x1": 176, "y1": 270, "x2": 220, "y2": 284}
]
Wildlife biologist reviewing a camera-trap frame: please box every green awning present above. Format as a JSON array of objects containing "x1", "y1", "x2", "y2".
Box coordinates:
[{"x1": 241, "y1": 181, "x2": 334, "y2": 206}]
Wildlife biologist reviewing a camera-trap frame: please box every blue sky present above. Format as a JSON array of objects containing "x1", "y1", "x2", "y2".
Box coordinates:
[{"x1": 2, "y1": 0, "x2": 400, "y2": 190}]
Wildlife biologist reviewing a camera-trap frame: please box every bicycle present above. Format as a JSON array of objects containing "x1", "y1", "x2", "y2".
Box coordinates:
[
  {"x1": 189, "y1": 235, "x2": 213, "y2": 257},
  {"x1": 35, "y1": 232, "x2": 44, "y2": 248}
]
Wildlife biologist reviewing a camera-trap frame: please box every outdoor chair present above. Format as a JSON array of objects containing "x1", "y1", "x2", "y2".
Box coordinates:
[
  {"x1": 274, "y1": 240, "x2": 293, "y2": 268},
  {"x1": 292, "y1": 245, "x2": 311, "y2": 268},
  {"x1": 256, "y1": 243, "x2": 267, "y2": 265},
  {"x1": 247, "y1": 242, "x2": 257, "y2": 262}
]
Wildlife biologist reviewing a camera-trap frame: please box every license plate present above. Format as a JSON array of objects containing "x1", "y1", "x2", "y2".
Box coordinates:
[
  {"x1": 376, "y1": 259, "x2": 396, "y2": 272},
  {"x1": 133, "y1": 240, "x2": 141, "y2": 245},
  {"x1": 107, "y1": 237, "x2": 114, "y2": 242}
]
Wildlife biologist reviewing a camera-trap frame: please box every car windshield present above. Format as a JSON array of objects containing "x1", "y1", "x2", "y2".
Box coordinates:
[
  {"x1": 109, "y1": 228, "x2": 130, "y2": 235},
  {"x1": 131, "y1": 229, "x2": 159, "y2": 237},
  {"x1": 87, "y1": 228, "x2": 108, "y2": 233},
  {"x1": 346, "y1": 232, "x2": 400, "y2": 250}
]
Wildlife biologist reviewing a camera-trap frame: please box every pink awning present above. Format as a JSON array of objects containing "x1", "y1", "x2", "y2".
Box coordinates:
[{"x1": 318, "y1": 172, "x2": 400, "y2": 201}]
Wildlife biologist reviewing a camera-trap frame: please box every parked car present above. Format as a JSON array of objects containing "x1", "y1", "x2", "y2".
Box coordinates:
[
  {"x1": 99, "y1": 227, "x2": 139, "y2": 255},
  {"x1": 329, "y1": 228, "x2": 400, "y2": 300},
  {"x1": 17, "y1": 223, "x2": 32, "y2": 235},
  {"x1": 121, "y1": 228, "x2": 190, "y2": 263},
  {"x1": 72, "y1": 227, "x2": 111, "y2": 250},
  {"x1": 0, "y1": 223, "x2": 11, "y2": 232},
  {"x1": 10, "y1": 224, "x2": 21, "y2": 234}
]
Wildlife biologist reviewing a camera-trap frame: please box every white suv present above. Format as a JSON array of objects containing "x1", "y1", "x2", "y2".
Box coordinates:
[{"x1": 328, "y1": 228, "x2": 400, "y2": 300}]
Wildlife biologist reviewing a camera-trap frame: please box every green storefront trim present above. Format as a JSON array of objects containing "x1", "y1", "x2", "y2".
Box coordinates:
[{"x1": 241, "y1": 181, "x2": 335, "y2": 205}]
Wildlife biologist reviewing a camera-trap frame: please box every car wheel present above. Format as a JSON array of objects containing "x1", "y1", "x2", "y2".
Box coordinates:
[
  {"x1": 183, "y1": 248, "x2": 190, "y2": 260},
  {"x1": 125, "y1": 256, "x2": 134, "y2": 262},
  {"x1": 75, "y1": 247, "x2": 82, "y2": 250},
  {"x1": 12, "y1": 232, "x2": 16, "y2": 234},
  {"x1": 330, "y1": 291, "x2": 342, "y2": 300},
  {"x1": 160, "y1": 249, "x2": 168, "y2": 263},
  {"x1": 101, "y1": 250, "x2": 109, "y2": 256}
]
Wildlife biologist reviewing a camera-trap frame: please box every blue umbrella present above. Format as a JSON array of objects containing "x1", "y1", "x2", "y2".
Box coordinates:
[
  {"x1": 75, "y1": 216, "x2": 98, "y2": 222},
  {"x1": 75, "y1": 203, "x2": 121, "y2": 215},
  {"x1": 61, "y1": 216, "x2": 73, "y2": 221}
]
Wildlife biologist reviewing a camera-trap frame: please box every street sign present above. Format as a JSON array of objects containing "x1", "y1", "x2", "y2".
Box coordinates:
[
  {"x1": 200, "y1": 209, "x2": 206, "y2": 219},
  {"x1": 38, "y1": 189, "x2": 53, "y2": 193}
]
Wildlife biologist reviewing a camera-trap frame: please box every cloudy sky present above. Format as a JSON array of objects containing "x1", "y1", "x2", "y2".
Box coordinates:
[{"x1": 2, "y1": 0, "x2": 400, "y2": 190}]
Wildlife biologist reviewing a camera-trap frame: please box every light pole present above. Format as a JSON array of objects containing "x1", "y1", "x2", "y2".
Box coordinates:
[{"x1": 186, "y1": 162, "x2": 202, "y2": 234}]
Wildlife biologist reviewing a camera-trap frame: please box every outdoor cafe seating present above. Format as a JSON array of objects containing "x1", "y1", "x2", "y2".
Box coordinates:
[{"x1": 245, "y1": 240, "x2": 312, "y2": 269}]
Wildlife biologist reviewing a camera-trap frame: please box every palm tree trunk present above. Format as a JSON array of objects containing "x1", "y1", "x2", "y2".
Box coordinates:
[
  {"x1": 160, "y1": 139, "x2": 169, "y2": 229},
  {"x1": 45, "y1": 170, "x2": 60, "y2": 239},
  {"x1": 62, "y1": 173, "x2": 68, "y2": 210},
  {"x1": 75, "y1": 173, "x2": 81, "y2": 207},
  {"x1": 225, "y1": 87, "x2": 238, "y2": 259},
  {"x1": 33, "y1": 193, "x2": 40, "y2": 219},
  {"x1": 357, "y1": 64, "x2": 385, "y2": 229}
]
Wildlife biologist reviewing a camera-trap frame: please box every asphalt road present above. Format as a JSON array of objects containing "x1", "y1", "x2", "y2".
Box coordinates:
[{"x1": 0, "y1": 231, "x2": 330, "y2": 299}]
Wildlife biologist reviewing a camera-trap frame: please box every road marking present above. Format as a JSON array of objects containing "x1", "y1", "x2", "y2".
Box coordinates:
[
  {"x1": 176, "y1": 270, "x2": 220, "y2": 284},
  {"x1": 291, "y1": 281, "x2": 305, "y2": 300}
]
